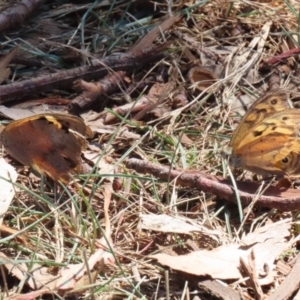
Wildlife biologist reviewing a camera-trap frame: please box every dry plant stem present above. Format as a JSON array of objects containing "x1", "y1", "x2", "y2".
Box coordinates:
[
  {"x1": 0, "y1": 44, "x2": 168, "y2": 103},
  {"x1": 71, "y1": 71, "x2": 126, "y2": 111},
  {"x1": 126, "y1": 158, "x2": 300, "y2": 211},
  {"x1": 240, "y1": 251, "x2": 263, "y2": 300},
  {"x1": 0, "y1": 0, "x2": 46, "y2": 32},
  {"x1": 267, "y1": 253, "x2": 300, "y2": 300},
  {"x1": 0, "y1": 47, "x2": 19, "y2": 85},
  {"x1": 0, "y1": 265, "x2": 8, "y2": 296},
  {"x1": 0, "y1": 224, "x2": 28, "y2": 244},
  {"x1": 164, "y1": 270, "x2": 169, "y2": 300}
]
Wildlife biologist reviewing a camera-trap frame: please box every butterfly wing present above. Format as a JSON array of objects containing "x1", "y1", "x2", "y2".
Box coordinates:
[
  {"x1": 233, "y1": 135, "x2": 300, "y2": 176},
  {"x1": 229, "y1": 90, "x2": 290, "y2": 148},
  {"x1": 230, "y1": 109, "x2": 300, "y2": 176},
  {"x1": 41, "y1": 114, "x2": 94, "y2": 139},
  {"x1": 1, "y1": 113, "x2": 93, "y2": 183},
  {"x1": 234, "y1": 109, "x2": 300, "y2": 149}
]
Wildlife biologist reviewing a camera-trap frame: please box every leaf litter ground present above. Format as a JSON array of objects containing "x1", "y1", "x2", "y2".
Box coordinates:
[{"x1": 1, "y1": 0, "x2": 300, "y2": 299}]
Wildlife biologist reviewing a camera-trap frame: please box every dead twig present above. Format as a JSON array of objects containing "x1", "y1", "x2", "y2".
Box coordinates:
[
  {"x1": 265, "y1": 48, "x2": 300, "y2": 65},
  {"x1": 0, "y1": 44, "x2": 168, "y2": 103},
  {"x1": 126, "y1": 158, "x2": 300, "y2": 211},
  {"x1": 0, "y1": 0, "x2": 46, "y2": 32}
]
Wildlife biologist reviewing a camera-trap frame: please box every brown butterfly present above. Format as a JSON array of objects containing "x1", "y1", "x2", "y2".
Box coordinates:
[
  {"x1": 1, "y1": 113, "x2": 93, "y2": 183},
  {"x1": 229, "y1": 91, "x2": 300, "y2": 177}
]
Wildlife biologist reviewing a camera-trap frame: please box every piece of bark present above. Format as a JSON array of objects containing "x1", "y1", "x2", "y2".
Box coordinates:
[
  {"x1": 104, "y1": 82, "x2": 175, "y2": 124},
  {"x1": 132, "y1": 81, "x2": 176, "y2": 121},
  {"x1": 103, "y1": 95, "x2": 155, "y2": 124},
  {"x1": 0, "y1": 44, "x2": 168, "y2": 103},
  {"x1": 198, "y1": 280, "x2": 242, "y2": 300},
  {"x1": 240, "y1": 251, "x2": 264, "y2": 300},
  {"x1": 125, "y1": 158, "x2": 300, "y2": 211},
  {"x1": 131, "y1": 15, "x2": 182, "y2": 52},
  {"x1": 70, "y1": 71, "x2": 126, "y2": 111},
  {"x1": 267, "y1": 253, "x2": 300, "y2": 300},
  {"x1": 276, "y1": 260, "x2": 292, "y2": 276},
  {"x1": 0, "y1": 0, "x2": 46, "y2": 32}
]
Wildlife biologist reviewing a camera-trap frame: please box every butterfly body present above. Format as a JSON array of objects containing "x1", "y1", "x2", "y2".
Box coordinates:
[
  {"x1": 1, "y1": 113, "x2": 93, "y2": 183},
  {"x1": 229, "y1": 92, "x2": 300, "y2": 177}
]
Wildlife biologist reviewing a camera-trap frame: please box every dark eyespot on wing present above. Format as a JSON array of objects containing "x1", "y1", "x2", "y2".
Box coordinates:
[
  {"x1": 270, "y1": 99, "x2": 278, "y2": 105},
  {"x1": 253, "y1": 130, "x2": 263, "y2": 137},
  {"x1": 282, "y1": 157, "x2": 289, "y2": 164}
]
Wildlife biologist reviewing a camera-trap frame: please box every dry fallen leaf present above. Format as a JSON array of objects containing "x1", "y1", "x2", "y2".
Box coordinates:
[
  {"x1": 188, "y1": 66, "x2": 218, "y2": 92},
  {"x1": 151, "y1": 219, "x2": 291, "y2": 283},
  {"x1": 151, "y1": 244, "x2": 245, "y2": 280},
  {"x1": 138, "y1": 214, "x2": 221, "y2": 242},
  {"x1": 0, "y1": 252, "x2": 60, "y2": 290}
]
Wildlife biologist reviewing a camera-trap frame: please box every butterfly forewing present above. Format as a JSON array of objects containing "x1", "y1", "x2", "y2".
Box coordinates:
[
  {"x1": 229, "y1": 91, "x2": 290, "y2": 148},
  {"x1": 234, "y1": 109, "x2": 300, "y2": 150},
  {"x1": 228, "y1": 90, "x2": 300, "y2": 177},
  {"x1": 1, "y1": 113, "x2": 92, "y2": 183}
]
